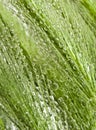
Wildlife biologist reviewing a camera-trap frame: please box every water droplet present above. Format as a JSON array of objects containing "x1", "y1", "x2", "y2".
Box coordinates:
[
  {"x1": 87, "y1": 65, "x2": 90, "y2": 72},
  {"x1": 52, "y1": 82, "x2": 59, "y2": 90},
  {"x1": 25, "y1": 111, "x2": 29, "y2": 115}
]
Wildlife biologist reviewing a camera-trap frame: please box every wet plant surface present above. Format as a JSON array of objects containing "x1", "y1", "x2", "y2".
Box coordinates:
[{"x1": 0, "y1": 0, "x2": 96, "y2": 130}]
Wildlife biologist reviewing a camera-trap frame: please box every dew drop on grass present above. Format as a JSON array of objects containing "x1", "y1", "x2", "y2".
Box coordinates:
[
  {"x1": 52, "y1": 82, "x2": 59, "y2": 90},
  {"x1": 50, "y1": 95, "x2": 54, "y2": 101},
  {"x1": 59, "y1": 42, "x2": 64, "y2": 49},
  {"x1": 25, "y1": 111, "x2": 29, "y2": 115},
  {"x1": 87, "y1": 65, "x2": 90, "y2": 72}
]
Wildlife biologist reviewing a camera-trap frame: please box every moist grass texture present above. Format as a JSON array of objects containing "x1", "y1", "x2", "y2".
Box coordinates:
[{"x1": 0, "y1": 0, "x2": 96, "y2": 130}]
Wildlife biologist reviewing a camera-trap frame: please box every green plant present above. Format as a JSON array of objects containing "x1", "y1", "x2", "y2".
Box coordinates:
[{"x1": 0, "y1": 0, "x2": 96, "y2": 129}]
